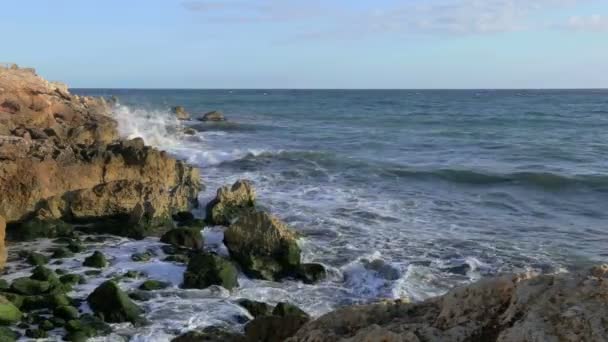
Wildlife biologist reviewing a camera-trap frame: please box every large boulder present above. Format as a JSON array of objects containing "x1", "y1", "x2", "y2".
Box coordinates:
[
  {"x1": 171, "y1": 106, "x2": 189, "y2": 120},
  {"x1": 87, "y1": 281, "x2": 143, "y2": 324},
  {"x1": 224, "y1": 211, "x2": 301, "y2": 281},
  {"x1": 206, "y1": 180, "x2": 255, "y2": 226},
  {"x1": 288, "y1": 265, "x2": 608, "y2": 342},
  {"x1": 182, "y1": 253, "x2": 238, "y2": 290},
  {"x1": 160, "y1": 228, "x2": 203, "y2": 249}
]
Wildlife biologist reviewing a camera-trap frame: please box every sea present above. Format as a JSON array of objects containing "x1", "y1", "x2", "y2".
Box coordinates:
[{"x1": 7, "y1": 89, "x2": 608, "y2": 340}]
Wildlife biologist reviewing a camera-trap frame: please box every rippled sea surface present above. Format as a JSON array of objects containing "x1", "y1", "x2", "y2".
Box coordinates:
[{"x1": 55, "y1": 88, "x2": 608, "y2": 340}]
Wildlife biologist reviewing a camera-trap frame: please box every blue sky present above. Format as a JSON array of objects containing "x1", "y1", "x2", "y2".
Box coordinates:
[{"x1": 1, "y1": 0, "x2": 607, "y2": 88}]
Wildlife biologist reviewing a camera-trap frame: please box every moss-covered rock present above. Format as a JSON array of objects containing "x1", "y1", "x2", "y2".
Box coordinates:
[
  {"x1": 39, "y1": 319, "x2": 54, "y2": 331},
  {"x1": 50, "y1": 247, "x2": 74, "y2": 259},
  {"x1": 182, "y1": 253, "x2": 238, "y2": 290},
  {"x1": 296, "y1": 263, "x2": 327, "y2": 284},
  {"x1": 60, "y1": 274, "x2": 86, "y2": 286},
  {"x1": 66, "y1": 240, "x2": 84, "y2": 253},
  {"x1": 206, "y1": 180, "x2": 255, "y2": 225},
  {"x1": 10, "y1": 278, "x2": 51, "y2": 295},
  {"x1": 25, "y1": 252, "x2": 49, "y2": 266},
  {"x1": 128, "y1": 291, "x2": 154, "y2": 302},
  {"x1": 163, "y1": 254, "x2": 189, "y2": 264},
  {"x1": 0, "y1": 293, "x2": 23, "y2": 309},
  {"x1": 54, "y1": 305, "x2": 79, "y2": 320},
  {"x1": 131, "y1": 251, "x2": 154, "y2": 262},
  {"x1": 83, "y1": 251, "x2": 107, "y2": 268},
  {"x1": 0, "y1": 281, "x2": 7, "y2": 292},
  {"x1": 223, "y1": 211, "x2": 301, "y2": 281},
  {"x1": 0, "y1": 326, "x2": 19, "y2": 341},
  {"x1": 160, "y1": 228, "x2": 203, "y2": 249},
  {"x1": 87, "y1": 281, "x2": 142, "y2": 324},
  {"x1": 237, "y1": 299, "x2": 272, "y2": 318},
  {"x1": 25, "y1": 328, "x2": 48, "y2": 339},
  {"x1": 8, "y1": 219, "x2": 73, "y2": 241},
  {"x1": 272, "y1": 302, "x2": 310, "y2": 319},
  {"x1": 0, "y1": 296, "x2": 22, "y2": 324},
  {"x1": 138, "y1": 280, "x2": 170, "y2": 291}
]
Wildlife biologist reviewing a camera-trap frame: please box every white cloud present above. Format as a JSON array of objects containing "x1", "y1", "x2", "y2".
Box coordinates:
[{"x1": 565, "y1": 14, "x2": 608, "y2": 31}]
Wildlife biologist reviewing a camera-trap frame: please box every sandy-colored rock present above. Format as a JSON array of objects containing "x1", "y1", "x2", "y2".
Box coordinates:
[
  {"x1": 206, "y1": 180, "x2": 255, "y2": 225},
  {"x1": 200, "y1": 111, "x2": 225, "y2": 122},
  {"x1": 288, "y1": 266, "x2": 608, "y2": 342},
  {"x1": 171, "y1": 106, "x2": 189, "y2": 120}
]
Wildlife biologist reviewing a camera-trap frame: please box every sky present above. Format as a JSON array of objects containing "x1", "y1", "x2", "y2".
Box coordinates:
[{"x1": 1, "y1": 0, "x2": 607, "y2": 89}]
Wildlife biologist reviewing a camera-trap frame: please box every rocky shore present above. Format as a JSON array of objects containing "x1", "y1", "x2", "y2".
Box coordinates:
[{"x1": 0, "y1": 65, "x2": 606, "y2": 341}]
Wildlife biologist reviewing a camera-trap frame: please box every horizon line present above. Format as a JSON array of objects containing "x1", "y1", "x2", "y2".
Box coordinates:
[{"x1": 70, "y1": 87, "x2": 608, "y2": 91}]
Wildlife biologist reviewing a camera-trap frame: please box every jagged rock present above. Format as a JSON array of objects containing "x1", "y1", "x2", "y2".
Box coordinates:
[
  {"x1": 171, "y1": 106, "x2": 190, "y2": 120},
  {"x1": 237, "y1": 299, "x2": 272, "y2": 318},
  {"x1": 245, "y1": 314, "x2": 309, "y2": 342},
  {"x1": 182, "y1": 253, "x2": 238, "y2": 290},
  {"x1": 200, "y1": 111, "x2": 225, "y2": 122},
  {"x1": 224, "y1": 211, "x2": 301, "y2": 281},
  {"x1": 0, "y1": 295, "x2": 22, "y2": 324},
  {"x1": 288, "y1": 265, "x2": 608, "y2": 342},
  {"x1": 206, "y1": 180, "x2": 255, "y2": 225},
  {"x1": 87, "y1": 281, "x2": 142, "y2": 324},
  {"x1": 83, "y1": 251, "x2": 107, "y2": 268},
  {"x1": 172, "y1": 326, "x2": 246, "y2": 342},
  {"x1": 160, "y1": 228, "x2": 203, "y2": 249}
]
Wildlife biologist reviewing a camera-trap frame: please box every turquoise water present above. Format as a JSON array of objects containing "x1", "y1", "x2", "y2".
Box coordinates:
[{"x1": 70, "y1": 89, "x2": 608, "y2": 325}]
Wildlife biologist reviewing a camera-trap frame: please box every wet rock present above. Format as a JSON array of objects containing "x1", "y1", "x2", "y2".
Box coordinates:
[
  {"x1": 128, "y1": 291, "x2": 154, "y2": 302},
  {"x1": 60, "y1": 274, "x2": 86, "y2": 286},
  {"x1": 173, "y1": 211, "x2": 195, "y2": 223},
  {"x1": 84, "y1": 270, "x2": 101, "y2": 276},
  {"x1": 10, "y1": 278, "x2": 51, "y2": 295},
  {"x1": 123, "y1": 270, "x2": 146, "y2": 279},
  {"x1": 272, "y1": 302, "x2": 310, "y2": 319},
  {"x1": 172, "y1": 326, "x2": 246, "y2": 342},
  {"x1": 182, "y1": 253, "x2": 238, "y2": 290},
  {"x1": 54, "y1": 305, "x2": 79, "y2": 320},
  {"x1": 0, "y1": 293, "x2": 22, "y2": 309},
  {"x1": 361, "y1": 258, "x2": 401, "y2": 280},
  {"x1": 66, "y1": 240, "x2": 84, "y2": 253},
  {"x1": 224, "y1": 211, "x2": 301, "y2": 281},
  {"x1": 83, "y1": 251, "x2": 107, "y2": 268},
  {"x1": 0, "y1": 280, "x2": 8, "y2": 291},
  {"x1": 8, "y1": 219, "x2": 73, "y2": 241},
  {"x1": 172, "y1": 106, "x2": 190, "y2": 120},
  {"x1": 245, "y1": 314, "x2": 309, "y2": 342},
  {"x1": 25, "y1": 328, "x2": 47, "y2": 339},
  {"x1": 237, "y1": 299, "x2": 272, "y2": 318},
  {"x1": 163, "y1": 255, "x2": 189, "y2": 264},
  {"x1": 0, "y1": 216, "x2": 6, "y2": 269},
  {"x1": 0, "y1": 326, "x2": 19, "y2": 341},
  {"x1": 296, "y1": 263, "x2": 326, "y2": 284},
  {"x1": 64, "y1": 313, "x2": 112, "y2": 340},
  {"x1": 206, "y1": 180, "x2": 255, "y2": 225},
  {"x1": 138, "y1": 280, "x2": 170, "y2": 291},
  {"x1": 182, "y1": 127, "x2": 197, "y2": 135},
  {"x1": 444, "y1": 263, "x2": 471, "y2": 276},
  {"x1": 87, "y1": 281, "x2": 142, "y2": 324},
  {"x1": 39, "y1": 319, "x2": 54, "y2": 330},
  {"x1": 0, "y1": 295, "x2": 22, "y2": 324},
  {"x1": 200, "y1": 111, "x2": 225, "y2": 122},
  {"x1": 50, "y1": 247, "x2": 74, "y2": 259},
  {"x1": 160, "y1": 227, "x2": 204, "y2": 249},
  {"x1": 131, "y1": 251, "x2": 154, "y2": 262}
]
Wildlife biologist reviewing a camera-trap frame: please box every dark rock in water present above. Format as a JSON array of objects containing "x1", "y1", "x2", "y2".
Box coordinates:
[
  {"x1": 8, "y1": 219, "x2": 73, "y2": 241},
  {"x1": 66, "y1": 240, "x2": 84, "y2": 253},
  {"x1": 206, "y1": 180, "x2": 255, "y2": 226},
  {"x1": 237, "y1": 299, "x2": 272, "y2": 318},
  {"x1": 50, "y1": 316, "x2": 65, "y2": 327},
  {"x1": 444, "y1": 263, "x2": 471, "y2": 276},
  {"x1": 224, "y1": 211, "x2": 301, "y2": 281},
  {"x1": 123, "y1": 270, "x2": 146, "y2": 279},
  {"x1": 272, "y1": 302, "x2": 310, "y2": 319},
  {"x1": 39, "y1": 319, "x2": 54, "y2": 330},
  {"x1": 131, "y1": 251, "x2": 154, "y2": 262},
  {"x1": 172, "y1": 106, "x2": 190, "y2": 120},
  {"x1": 173, "y1": 211, "x2": 195, "y2": 223},
  {"x1": 161, "y1": 228, "x2": 204, "y2": 249},
  {"x1": 25, "y1": 328, "x2": 48, "y2": 339},
  {"x1": 163, "y1": 255, "x2": 189, "y2": 264},
  {"x1": 172, "y1": 326, "x2": 246, "y2": 342},
  {"x1": 0, "y1": 326, "x2": 19, "y2": 341},
  {"x1": 139, "y1": 280, "x2": 170, "y2": 291},
  {"x1": 183, "y1": 128, "x2": 197, "y2": 135},
  {"x1": 64, "y1": 313, "x2": 112, "y2": 340},
  {"x1": 50, "y1": 247, "x2": 74, "y2": 259},
  {"x1": 60, "y1": 274, "x2": 86, "y2": 286},
  {"x1": 0, "y1": 280, "x2": 8, "y2": 291},
  {"x1": 87, "y1": 281, "x2": 142, "y2": 324},
  {"x1": 10, "y1": 278, "x2": 51, "y2": 295},
  {"x1": 81, "y1": 215, "x2": 175, "y2": 240},
  {"x1": 296, "y1": 263, "x2": 327, "y2": 284},
  {"x1": 84, "y1": 270, "x2": 101, "y2": 276},
  {"x1": 83, "y1": 251, "x2": 108, "y2": 268},
  {"x1": 182, "y1": 253, "x2": 239, "y2": 290},
  {"x1": 25, "y1": 252, "x2": 49, "y2": 266},
  {"x1": 128, "y1": 291, "x2": 154, "y2": 302},
  {"x1": 54, "y1": 305, "x2": 79, "y2": 320},
  {"x1": 244, "y1": 314, "x2": 309, "y2": 342},
  {"x1": 0, "y1": 296, "x2": 22, "y2": 324},
  {"x1": 199, "y1": 111, "x2": 226, "y2": 122},
  {"x1": 361, "y1": 258, "x2": 401, "y2": 280}
]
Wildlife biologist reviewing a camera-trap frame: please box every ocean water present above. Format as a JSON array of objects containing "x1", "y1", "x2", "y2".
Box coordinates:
[{"x1": 10, "y1": 89, "x2": 608, "y2": 340}]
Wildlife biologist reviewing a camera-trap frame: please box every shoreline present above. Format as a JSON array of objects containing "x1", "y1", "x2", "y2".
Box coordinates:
[{"x1": 0, "y1": 65, "x2": 606, "y2": 341}]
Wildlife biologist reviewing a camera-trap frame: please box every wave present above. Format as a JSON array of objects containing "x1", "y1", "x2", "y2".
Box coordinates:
[{"x1": 218, "y1": 150, "x2": 608, "y2": 190}]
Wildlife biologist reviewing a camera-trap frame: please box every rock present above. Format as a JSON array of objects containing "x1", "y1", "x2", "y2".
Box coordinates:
[
  {"x1": 224, "y1": 211, "x2": 301, "y2": 281},
  {"x1": 50, "y1": 247, "x2": 74, "y2": 259},
  {"x1": 296, "y1": 263, "x2": 326, "y2": 284},
  {"x1": 25, "y1": 252, "x2": 49, "y2": 266},
  {"x1": 272, "y1": 302, "x2": 310, "y2": 319},
  {"x1": 66, "y1": 240, "x2": 84, "y2": 253},
  {"x1": 163, "y1": 255, "x2": 189, "y2": 264},
  {"x1": 84, "y1": 270, "x2": 101, "y2": 276},
  {"x1": 64, "y1": 314, "x2": 111, "y2": 340},
  {"x1": 0, "y1": 216, "x2": 5, "y2": 269},
  {"x1": 8, "y1": 219, "x2": 73, "y2": 241},
  {"x1": 39, "y1": 319, "x2": 54, "y2": 330},
  {"x1": 245, "y1": 314, "x2": 309, "y2": 342},
  {"x1": 171, "y1": 106, "x2": 190, "y2": 120},
  {"x1": 131, "y1": 251, "x2": 154, "y2": 262},
  {"x1": 200, "y1": 111, "x2": 225, "y2": 122},
  {"x1": 128, "y1": 291, "x2": 154, "y2": 302},
  {"x1": 138, "y1": 280, "x2": 170, "y2": 291},
  {"x1": 87, "y1": 281, "x2": 142, "y2": 324},
  {"x1": 160, "y1": 228, "x2": 203, "y2": 249},
  {"x1": 0, "y1": 326, "x2": 19, "y2": 341},
  {"x1": 206, "y1": 180, "x2": 255, "y2": 225},
  {"x1": 237, "y1": 299, "x2": 272, "y2": 318},
  {"x1": 182, "y1": 128, "x2": 197, "y2": 135},
  {"x1": 25, "y1": 328, "x2": 48, "y2": 339},
  {"x1": 0, "y1": 281, "x2": 7, "y2": 292},
  {"x1": 83, "y1": 251, "x2": 107, "y2": 268},
  {"x1": 54, "y1": 305, "x2": 79, "y2": 320},
  {"x1": 173, "y1": 211, "x2": 195, "y2": 223},
  {"x1": 10, "y1": 278, "x2": 51, "y2": 295},
  {"x1": 287, "y1": 265, "x2": 608, "y2": 342},
  {"x1": 182, "y1": 253, "x2": 238, "y2": 290},
  {"x1": 0, "y1": 296, "x2": 22, "y2": 324},
  {"x1": 0, "y1": 293, "x2": 22, "y2": 309},
  {"x1": 172, "y1": 326, "x2": 246, "y2": 342}
]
